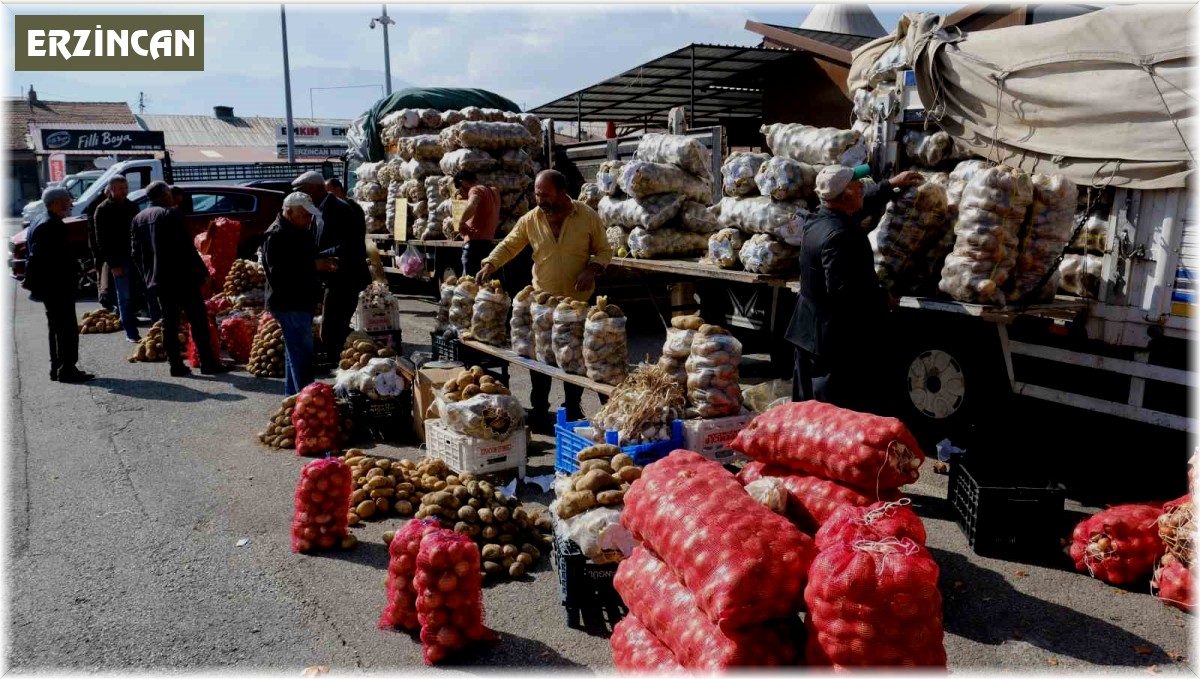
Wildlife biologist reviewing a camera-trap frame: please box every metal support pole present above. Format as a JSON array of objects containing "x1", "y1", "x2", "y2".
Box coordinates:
[
  {"x1": 689, "y1": 44, "x2": 696, "y2": 130},
  {"x1": 576, "y1": 93, "x2": 583, "y2": 141},
  {"x1": 381, "y1": 5, "x2": 392, "y2": 96},
  {"x1": 280, "y1": 5, "x2": 296, "y2": 164}
]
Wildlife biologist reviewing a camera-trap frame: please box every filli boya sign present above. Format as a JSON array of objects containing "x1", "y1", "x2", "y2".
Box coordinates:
[
  {"x1": 40, "y1": 129, "x2": 166, "y2": 152},
  {"x1": 15, "y1": 15, "x2": 204, "y2": 71}
]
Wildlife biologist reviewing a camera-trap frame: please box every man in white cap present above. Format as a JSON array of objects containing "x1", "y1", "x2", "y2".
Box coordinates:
[
  {"x1": 292, "y1": 171, "x2": 370, "y2": 362},
  {"x1": 785, "y1": 164, "x2": 922, "y2": 411},
  {"x1": 262, "y1": 192, "x2": 339, "y2": 396}
]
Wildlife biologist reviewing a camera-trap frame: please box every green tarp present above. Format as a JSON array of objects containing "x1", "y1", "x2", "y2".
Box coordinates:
[{"x1": 361, "y1": 87, "x2": 521, "y2": 162}]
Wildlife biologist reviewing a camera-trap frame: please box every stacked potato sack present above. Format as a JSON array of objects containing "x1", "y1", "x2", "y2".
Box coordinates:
[
  {"x1": 612, "y1": 451, "x2": 816, "y2": 671},
  {"x1": 290, "y1": 457, "x2": 354, "y2": 553},
  {"x1": 903, "y1": 129, "x2": 973, "y2": 169},
  {"x1": 658, "y1": 314, "x2": 701, "y2": 386},
  {"x1": 939, "y1": 165, "x2": 1034, "y2": 305},
  {"x1": 291, "y1": 382, "x2": 341, "y2": 456},
  {"x1": 439, "y1": 116, "x2": 541, "y2": 231},
  {"x1": 1059, "y1": 208, "x2": 1107, "y2": 299},
  {"x1": 598, "y1": 134, "x2": 717, "y2": 259},
  {"x1": 713, "y1": 143, "x2": 815, "y2": 271},
  {"x1": 1010, "y1": 173, "x2": 1078, "y2": 302},
  {"x1": 247, "y1": 314, "x2": 285, "y2": 377},
  {"x1": 868, "y1": 180, "x2": 951, "y2": 296},
  {"x1": 731, "y1": 401, "x2": 925, "y2": 534},
  {"x1": 1154, "y1": 495, "x2": 1194, "y2": 612},
  {"x1": 412, "y1": 529, "x2": 496, "y2": 665},
  {"x1": 552, "y1": 298, "x2": 590, "y2": 376},
  {"x1": 685, "y1": 324, "x2": 742, "y2": 418},
  {"x1": 380, "y1": 518, "x2": 442, "y2": 631},
  {"x1": 352, "y1": 163, "x2": 391, "y2": 235},
  {"x1": 193, "y1": 217, "x2": 241, "y2": 293}
]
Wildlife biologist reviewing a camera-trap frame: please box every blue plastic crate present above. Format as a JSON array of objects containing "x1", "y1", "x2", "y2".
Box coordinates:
[{"x1": 553, "y1": 407, "x2": 684, "y2": 474}]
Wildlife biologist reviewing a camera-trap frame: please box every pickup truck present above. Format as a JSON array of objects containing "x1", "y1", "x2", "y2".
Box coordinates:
[
  {"x1": 21, "y1": 170, "x2": 105, "y2": 225},
  {"x1": 8, "y1": 184, "x2": 285, "y2": 295}
]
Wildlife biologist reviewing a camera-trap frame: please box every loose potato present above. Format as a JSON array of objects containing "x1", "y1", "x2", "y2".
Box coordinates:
[
  {"x1": 350, "y1": 489, "x2": 368, "y2": 505},
  {"x1": 555, "y1": 490, "x2": 597, "y2": 519},
  {"x1": 482, "y1": 526, "x2": 499, "y2": 540},
  {"x1": 462, "y1": 384, "x2": 481, "y2": 398},
  {"x1": 611, "y1": 454, "x2": 634, "y2": 471},
  {"x1": 597, "y1": 489, "x2": 626, "y2": 506},
  {"x1": 576, "y1": 469, "x2": 619, "y2": 493},
  {"x1": 493, "y1": 506, "x2": 510, "y2": 523},
  {"x1": 516, "y1": 552, "x2": 533, "y2": 567},
  {"x1": 521, "y1": 544, "x2": 541, "y2": 561},
  {"x1": 671, "y1": 315, "x2": 704, "y2": 331},
  {"x1": 509, "y1": 562, "x2": 526, "y2": 578},
  {"x1": 482, "y1": 544, "x2": 503, "y2": 561},
  {"x1": 478, "y1": 507, "x2": 494, "y2": 524},
  {"x1": 501, "y1": 557, "x2": 516, "y2": 570},
  {"x1": 498, "y1": 533, "x2": 515, "y2": 545},
  {"x1": 395, "y1": 501, "x2": 414, "y2": 515},
  {"x1": 579, "y1": 459, "x2": 614, "y2": 474},
  {"x1": 483, "y1": 561, "x2": 504, "y2": 576},
  {"x1": 616, "y1": 466, "x2": 642, "y2": 483},
  {"x1": 502, "y1": 544, "x2": 519, "y2": 558},
  {"x1": 347, "y1": 512, "x2": 361, "y2": 526},
  {"x1": 369, "y1": 488, "x2": 395, "y2": 499},
  {"x1": 458, "y1": 506, "x2": 478, "y2": 522},
  {"x1": 451, "y1": 485, "x2": 471, "y2": 501},
  {"x1": 356, "y1": 500, "x2": 377, "y2": 519},
  {"x1": 341, "y1": 535, "x2": 358, "y2": 550},
  {"x1": 374, "y1": 497, "x2": 390, "y2": 513},
  {"x1": 578, "y1": 444, "x2": 621, "y2": 461},
  {"x1": 383, "y1": 531, "x2": 396, "y2": 544}
]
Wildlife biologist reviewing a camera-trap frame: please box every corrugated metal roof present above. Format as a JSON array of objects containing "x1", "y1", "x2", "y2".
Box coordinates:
[
  {"x1": 6, "y1": 98, "x2": 136, "y2": 151},
  {"x1": 530, "y1": 44, "x2": 798, "y2": 124},
  {"x1": 760, "y1": 24, "x2": 879, "y2": 51},
  {"x1": 137, "y1": 114, "x2": 352, "y2": 148}
]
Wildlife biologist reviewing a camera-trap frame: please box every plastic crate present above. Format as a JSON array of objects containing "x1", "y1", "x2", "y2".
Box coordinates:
[
  {"x1": 948, "y1": 456, "x2": 1066, "y2": 558},
  {"x1": 552, "y1": 528, "x2": 626, "y2": 629},
  {"x1": 425, "y1": 420, "x2": 526, "y2": 476},
  {"x1": 354, "y1": 301, "x2": 401, "y2": 333},
  {"x1": 347, "y1": 390, "x2": 412, "y2": 442},
  {"x1": 430, "y1": 330, "x2": 460, "y2": 362},
  {"x1": 682, "y1": 413, "x2": 752, "y2": 463},
  {"x1": 554, "y1": 408, "x2": 683, "y2": 474}
]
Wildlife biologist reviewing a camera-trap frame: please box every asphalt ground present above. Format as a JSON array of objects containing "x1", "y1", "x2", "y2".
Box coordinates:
[{"x1": 5, "y1": 284, "x2": 1194, "y2": 673}]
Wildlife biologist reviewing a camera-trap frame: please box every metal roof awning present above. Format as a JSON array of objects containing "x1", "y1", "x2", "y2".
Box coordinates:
[{"x1": 530, "y1": 44, "x2": 798, "y2": 125}]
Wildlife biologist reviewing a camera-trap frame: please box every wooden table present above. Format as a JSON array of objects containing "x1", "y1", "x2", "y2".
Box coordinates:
[
  {"x1": 458, "y1": 339, "x2": 616, "y2": 397},
  {"x1": 610, "y1": 257, "x2": 796, "y2": 288}
]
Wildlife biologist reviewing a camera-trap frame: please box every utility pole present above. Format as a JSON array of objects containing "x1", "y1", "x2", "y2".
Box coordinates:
[
  {"x1": 280, "y1": 5, "x2": 296, "y2": 164},
  {"x1": 137, "y1": 91, "x2": 146, "y2": 114},
  {"x1": 370, "y1": 6, "x2": 395, "y2": 96}
]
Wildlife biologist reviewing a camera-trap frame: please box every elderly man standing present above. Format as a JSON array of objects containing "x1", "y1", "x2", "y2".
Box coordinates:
[
  {"x1": 131, "y1": 182, "x2": 229, "y2": 377},
  {"x1": 478, "y1": 170, "x2": 611, "y2": 427},
  {"x1": 293, "y1": 171, "x2": 370, "y2": 362},
  {"x1": 94, "y1": 175, "x2": 156, "y2": 342},
  {"x1": 24, "y1": 187, "x2": 94, "y2": 383},
  {"x1": 786, "y1": 165, "x2": 923, "y2": 411}
]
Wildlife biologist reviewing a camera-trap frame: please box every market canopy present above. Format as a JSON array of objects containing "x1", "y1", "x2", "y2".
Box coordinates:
[
  {"x1": 852, "y1": 6, "x2": 1195, "y2": 190},
  {"x1": 529, "y1": 44, "x2": 797, "y2": 127}
]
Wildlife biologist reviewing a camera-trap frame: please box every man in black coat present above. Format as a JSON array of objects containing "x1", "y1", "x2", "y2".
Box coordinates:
[
  {"x1": 94, "y1": 175, "x2": 154, "y2": 342},
  {"x1": 325, "y1": 178, "x2": 365, "y2": 223},
  {"x1": 292, "y1": 171, "x2": 370, "y2": 362},
  {"x1": 24, "y1": 187, "x2": 94, "y2": 383},
  {"x1": 131, "y1": 182, "x2": 229, "y2": 377},
  {"x1": 786, "y1": 165, "x2": 923, "y2": 412}
]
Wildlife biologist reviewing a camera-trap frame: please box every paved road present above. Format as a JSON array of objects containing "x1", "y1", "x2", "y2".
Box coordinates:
[{"x1": 5, "y1": 284, "x2": 1193, "y2": 672}]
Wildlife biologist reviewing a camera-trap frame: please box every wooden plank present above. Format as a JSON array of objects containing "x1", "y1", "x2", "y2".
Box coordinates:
[
  {"x1": 610, "y1": 257, "x2": 795, "y2": 287},
  {"x1": 366, "y1": 234, "x2": 394, "y2": 241},
  {"x1": 1014, "y1": 382, "x2": 1195, "y2": 432},
  {"x1": 894, "y1": 295, "x2": 1087, "y2": 323},
  {"x1": 459, "y1": 339, "x2": 616, "y2": 396},
  {"x1": 406, "y1": 240, "x2": 466, "y2": 249},
  {"x1": 1009, "y1": 341, "x2": 1197, "y2": 387}
]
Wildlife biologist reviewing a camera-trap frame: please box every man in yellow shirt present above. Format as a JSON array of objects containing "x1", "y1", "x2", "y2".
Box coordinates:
[{"x1": 479, "y1": 170, "x2": 612, "y2": 427}]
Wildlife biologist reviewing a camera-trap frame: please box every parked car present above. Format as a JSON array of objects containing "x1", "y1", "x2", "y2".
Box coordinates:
[
  {"x1": 9, "y1": 185, "x2": 284, "y2": 295},
  {"x1": 239, "y1": 179, "x2": 295, "y2": 194},
  {"x1": 21, "y1": 170, "x2": 105, "y2": 225}
]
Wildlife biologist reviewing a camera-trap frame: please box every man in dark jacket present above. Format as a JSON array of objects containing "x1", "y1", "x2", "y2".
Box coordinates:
[
  {"x1": 131, "y1": 182, "x2": 229, "y2": 377},
  {"x1": 786, "y1": 165, "x2": 923, "y2": 412},
  {"x1": 263, "y1": 192, "x2": 338, "y2": 396},
  {"x1": 94, "y1": 175, "x2": 154, "y2": 342},
  {"x1": 325, "y1": 178, "x2": 365, "y2": 223},
  {"x1": 25, "y1": 187, "x2": 94, "y2": 383},
  {"x1": 293, "y1": 171, "x2": 370, "y2": 362}
]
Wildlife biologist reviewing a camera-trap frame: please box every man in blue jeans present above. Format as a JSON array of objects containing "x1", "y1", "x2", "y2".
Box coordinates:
[
  {"x1": 94, "y1": 176, "x2": 159, "y2": 341},
  {"x1": 263, "y1": 192, "x2": 338, "y2": 396}
]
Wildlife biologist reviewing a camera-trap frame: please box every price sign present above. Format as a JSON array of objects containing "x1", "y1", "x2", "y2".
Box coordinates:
[
  {"x1": 451, "y1": 199, "x2": 468, "y2": 230},
  {"x1": 393, "y1": 198, "x2": 409, "y2": 241}
]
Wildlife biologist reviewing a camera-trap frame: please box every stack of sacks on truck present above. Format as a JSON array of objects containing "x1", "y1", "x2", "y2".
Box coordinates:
[
  {"x1": 1058, "y1": 193, "x2": 1109, "y2": 299},
  {"x1": 730, "y1": 401, "x2": 946, "y2": 668},
  {"x1": 352, "y1": 161, "x2": 393, "y2": 235},
  {"x1": 378, "y1": 107, "x2": 543, "y2": 240},
  {"x1": 597, "y1": 134, "x2": 718, "y2": 259},
  {"x1": 610, "y1": 450, "x2": 816, "y2": 671}
]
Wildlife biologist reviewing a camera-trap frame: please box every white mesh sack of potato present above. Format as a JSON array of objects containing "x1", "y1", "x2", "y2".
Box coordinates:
[
  {"x1": 679, "y1": 200, "x2": 721, "y2": 234},
  {"x1": 657, "y1": 314, "x2": 702, "y2": 386},
  {"x1": 702, "y1": 228, "x2": 747, "y2": 269},
  {"x1": 583, "y1": 295, "x2": 628, "y2": 386},
  {"x1": 385, "y1": 181, "x2": 402, "y2": 227},
  {"x1": 417, "y1": 219, "x2": 443, "y2": 241},
  {"x1": 496, "y1": 148, "x2": 534, "y2": 174},
  {"x1": 760, "y1": 123, "x2": 868, "y2": 167},
  {"x1": 716, "y1": 196, "x2": 808, "y2": 246},
  {"x1": 407, "y1": 134, "x2": 445, "y2": 161},
  {"x1": 606, "y1": 226, "x2": 630, "y2": 257},
  {"x1": 510, "y1": 286, "x2": 536, "y2": 358},
  {"x1": 440, "y1": 109, "x2": 465, "y2": 127},
  {"x1": 617, "y1": 161, "x2": 712, "y2": 203},
  {"x1": 376, "y1": 160, "x2": 403, "y2": 187},
  {"x1": 685, "y1": 324, "x2": 744, "y2": 418},
  {"x1": 441, "y1": 121, "x2": 535, "y2": 151},
  {"x1": 460, "y1": 106, "x2": 486, "y2": 122},
  {"x1": 869, "y1": 180, "x2": 951, "y2": 296},
  {"x1": 722, "y1": 151, "x2": 771, "y2": 197},
  {"x1": 1010, "y1": 174, "x2": 1078, "y2": 302},
  {"x1": 633, "y1": 132, "x2": 712, "y2": 179},
  {"x1": 355, "y1": 161, "x2": 382, "y2": 183},
  {"x1": 478, "y1": 171, "x2": 532, "y2": 195},
  {"x1": 417, "y1": 108, "x2": 443, "y2": 128},
  {"x1": 436, "y1": 271, "x2": 457, "y2": 333},
  {"x1": 946, "y1": 159, "x2": 993, "y2": 208},
  {"x1": 1071, "y1": 212, "x2": 1108, "y2": 253},
  {"x1": 1058, "y1": 253, "x2": 1103, "y2": 298},
  {"x1": 359, "y1": 200, "x2": 387, "y2": 219},
  {"x1": 449, "y1": 275, "x2": 479, "y2": 334},
  {"x1": 938, "y1": 165, "x2": 1034, "y2": 305},
  {"x1": 552, "y1": 298, "x2": 590, "y2": 376},
  {"x1": 395, "y1": 178, "x2": 420, "y2": 204},
  {"x1": 903, "y1": 129, "x2": 971, "y2": 167},
  {"x1": 627, "y1": 227, "x2": 709, "y2": 259},
  {"x1": 424, "y1": 175, "x2": 443, "y2": 207},
  {"x1": 740, "y1": 233, "x2": 800, "y2": 274},
  {"x1": 754, "y1": 156, "x2": 818, "y2": 201},
  {"x1": 439, "y1": 148, "x2": 498, "y2": 176},
  {"x1": 597, "y1": 194, "x2": 685, "y2": 231},
  {"x1": 443, "y1": 394, "x2": 526, "y2": 441},
  {"x1": 397, "y1": 109, "x2": 421, "y2": 129},
  {"x1": 354, "y1": 181, "x2": 387, "y2": 202},
  {"x1": 469, "y1": 280, "x2": 510, "y2": 346},
  {"x1": 532, "y1": 293, "x2": 561, "y2": 366},
  {"x1": 578, "y1": 183, "x2": 603, "y2": 210},
  {"x1": 595, "y1": 160, "x2": 626, "y2": 196}
]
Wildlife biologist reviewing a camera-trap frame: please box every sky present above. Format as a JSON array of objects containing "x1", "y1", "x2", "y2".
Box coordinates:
[{"x1": 3, "y1": 4, "x2": 963, "y2": 122}]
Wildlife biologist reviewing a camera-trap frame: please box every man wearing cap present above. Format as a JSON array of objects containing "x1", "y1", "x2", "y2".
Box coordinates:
[
  {"x1": 131, "y1": 181, "x2": 230, "y2": 377},
  {"x1": 263, "y1": 192, "x2": 339, "y2": 396},
  {"x1": 786, "y1": 165, "x2": 923, "y2": 411},
  {"x1": 292, "y1": 171, "x2": 370, "y2": 362}
]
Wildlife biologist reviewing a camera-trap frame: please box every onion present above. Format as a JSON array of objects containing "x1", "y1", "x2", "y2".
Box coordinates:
[
  {"x1": 317, "y1": 534, "x2": 335, "y2": 549},
  {"x1": 316, "y1": 478, "x2": 329, "y2": 492},
  {"x1": 436, "y1": 626, "x2": 462, "y2": 648},
  {"x1": 437, "y1": 573, "x2": 459, "y2": 592}
]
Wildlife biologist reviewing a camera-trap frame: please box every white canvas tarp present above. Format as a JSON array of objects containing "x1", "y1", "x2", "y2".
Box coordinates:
[{"x1": 852, "y1": 6, "x2": 1195, "y2": 190}]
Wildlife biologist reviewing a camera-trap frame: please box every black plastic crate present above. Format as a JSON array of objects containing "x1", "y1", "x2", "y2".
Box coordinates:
[
  {"x1": 552, "y1": 530, "x2": 626, "y2": 629},
  {"x1": 429, "y1": 331, "x2": 509, "y2": 382},
  {"x1": 948, "y1": 456, "x2": 1066, "y2": 559},
  {"x1": 430, "y1": 331, "x2": 460, "y2": 362},
  {"x1": 347, "y1": 389, "x2": 413, "y2": 443}
]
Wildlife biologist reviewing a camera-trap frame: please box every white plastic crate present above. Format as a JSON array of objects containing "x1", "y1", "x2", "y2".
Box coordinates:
[
  {"x1": 683, "y1": 413, "x2": 752, "y2": 463},
  {"x1": 425, "y1": 420, "x2": 527, "y2": 477},
  {"x1": 354, "y1": 300, "x2": 401, "y2": 332}
]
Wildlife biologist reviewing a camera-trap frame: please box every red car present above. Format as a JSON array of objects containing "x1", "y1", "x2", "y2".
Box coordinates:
[{"x1": 9, "y1": 185, "x2": 285, "y2": 295}]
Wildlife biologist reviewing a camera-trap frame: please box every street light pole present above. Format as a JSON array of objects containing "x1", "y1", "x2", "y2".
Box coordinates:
[
  {"x1": 280, "y1": 4, "x2": 296, "y2": 164},
  {"x1": 370, "y1": 6, "x2": 396, "y2": 97}
]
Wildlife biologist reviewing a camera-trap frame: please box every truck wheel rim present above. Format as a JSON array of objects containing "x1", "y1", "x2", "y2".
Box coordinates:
[
  {"x1": 77, "y1": 255, "x2": 96, "y2": 292},
  {"x1": 907, "y1": 349, "x2": 965, "y2": 419}
]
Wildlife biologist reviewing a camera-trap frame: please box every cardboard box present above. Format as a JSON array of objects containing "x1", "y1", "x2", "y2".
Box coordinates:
[{"x1": 413, "y1": 362, "x2": 463, "y2": 442}]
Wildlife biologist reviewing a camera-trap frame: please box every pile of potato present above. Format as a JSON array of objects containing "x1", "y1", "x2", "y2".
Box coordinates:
[
  {"x1": 223, "y1": 259, "x2": 266, "y2": 297},
  {"x1": 248, "y1": 317, "x2": 285, "y2": 377},
  {"x1": 79, "y1": 309, "x2": 122, "y2": 334},
  {"x1": 440, "y1": 365, "x2": 511, "y2": 403},
  {"x1": 260, "y1": 397, "x2": 355, "y2": 449},
  {"x1": 555, "y1": 445, "x2": 643, "y2": 520},
  {"x1": 338, "y1": 331, "x2": 395, "y2": 371},
  {"x1": 128, "y1": 320, "x2": 189, "y2": 363}
]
